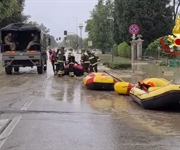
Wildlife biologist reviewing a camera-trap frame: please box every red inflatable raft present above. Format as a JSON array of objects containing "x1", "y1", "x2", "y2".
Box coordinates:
[{"x1": 65, "y1": 64, "x2": 84, "y2": 76}]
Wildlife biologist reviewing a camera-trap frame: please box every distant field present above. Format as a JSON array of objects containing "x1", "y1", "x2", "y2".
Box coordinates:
[{"x1": 98, "y1": 54, "x2": 131, "y2": 64}]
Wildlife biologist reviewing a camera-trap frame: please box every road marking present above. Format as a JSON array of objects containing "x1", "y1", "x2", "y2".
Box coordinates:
[
  {"x1": 0, "y1": 116, "x2": 22, "y2": 149},
  {"x1": 0, "y1": 76, "x2": 48, "y2": 149},
  {"x1": 21, "y1": 100, "x2": 33, "y2": 110},
  {"x1": 21, "y1": 90, "x2": 40, "y2": 111}
]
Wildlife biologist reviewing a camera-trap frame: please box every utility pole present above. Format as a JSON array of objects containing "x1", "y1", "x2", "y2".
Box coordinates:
[
  {"x1": 73, "y1": 16, "x2": 79, "y2": 49},
  {"x1": 79, "y1": 23, "x2": 83, "y2": 51},
  {"x1": 107, "y1": 17, "x2": 114, "y2": 62}
]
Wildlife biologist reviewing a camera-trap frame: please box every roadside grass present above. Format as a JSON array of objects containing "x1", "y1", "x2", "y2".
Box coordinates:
[
  {"x1": 98, "y1": 54, "x2": 131, "y2": 64},
  {"x1": 98, "y1": 54, "x2": 131, "y2": 69}
]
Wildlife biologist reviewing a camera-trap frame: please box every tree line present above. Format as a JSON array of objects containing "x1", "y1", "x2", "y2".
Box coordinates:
[
  {"x1": 85, "y1": 0, "x2": 180, "y2": 56},
  {"x1": 0, "y1": 0, "x2": 57, "y2": 47}
]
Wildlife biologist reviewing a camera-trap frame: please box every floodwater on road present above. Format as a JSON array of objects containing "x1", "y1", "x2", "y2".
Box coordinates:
[{"x1": 0, "y1": 55, "x2": 179, "y2": 149}]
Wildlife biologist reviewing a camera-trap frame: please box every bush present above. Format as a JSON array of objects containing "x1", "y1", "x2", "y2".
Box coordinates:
[
  {"x1": 113, "y1": 44, "x2": 118, "y2": 56},
  {"x1": 144, "y1": 38, "x2": 160, "y2": 57},
  {"x1": 103, "y1": 62, "x2": 131, "y2": 69},
  {"x1": 117, "y1": 42, "x2": 131, "y2": 58}
]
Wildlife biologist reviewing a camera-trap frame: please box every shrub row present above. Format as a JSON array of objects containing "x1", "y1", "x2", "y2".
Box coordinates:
[{"x1": 103, "y1": 62, "x2": 131, "y2": 69}]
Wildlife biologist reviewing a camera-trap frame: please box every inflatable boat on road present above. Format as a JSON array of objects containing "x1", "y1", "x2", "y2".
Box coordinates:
[
  {"x1": 130, "y1": 78, "x2": 180, "y2": 109},
  {"x1": 83, "y1": 73, "x2": 118, "y2": 90},
  {"x1": 64, "y1": 64, "x2": 84, "y2": 76}
]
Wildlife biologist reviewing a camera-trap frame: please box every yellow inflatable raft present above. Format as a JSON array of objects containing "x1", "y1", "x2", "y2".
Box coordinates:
[
  {"x1": 114, "y1": 82, "x2": 134, "y2": 95},
  {"x1": 130, "y1": 78, "x2": 180, "y2": 109},
  {"x1": 83, "y1": 72, "x2": 118, "y2": 90}
]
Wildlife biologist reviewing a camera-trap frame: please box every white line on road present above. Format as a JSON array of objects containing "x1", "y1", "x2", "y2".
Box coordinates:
[
  {"x1": 21, "y1": 90, "x2": 40, "y2": 111},
  {"x1": 0, "y1": 116, "x2": 22, "y2": 149},
  {"x1": 0, "y1": 77, "x2": 48, "y2": 149},
  {"x1": 21, "y1": 100, "x2": 33, "y2": 110}
]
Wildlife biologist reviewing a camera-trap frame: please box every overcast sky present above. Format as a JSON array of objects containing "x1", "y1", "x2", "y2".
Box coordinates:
[{"x1": 23, "y1": 0, "x2": 97, "y2": 39}]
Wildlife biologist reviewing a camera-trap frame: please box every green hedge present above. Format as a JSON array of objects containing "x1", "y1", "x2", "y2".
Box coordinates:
[
  {"x1": 117, "y1": 42, "x2": 131, "y2": 58},
  {"x1": 103, "y1": 62, "x2": 131, "y2": 69}
]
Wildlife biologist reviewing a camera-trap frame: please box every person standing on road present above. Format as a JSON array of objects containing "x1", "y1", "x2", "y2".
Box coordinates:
[
  {"x1": 49, "y1": 49, "x2": 56, "y2": 73},
  {"x1": 67, "y1": 52, "x2": 78, "y2": 77},
  {"x1": 80, "y1": 50, "x2": 90, "y2": 75},
  {"x1": 56, "y1": 48, "x2": 66, "y2": 76},
  {"x1": 89, "y1": 51, "x2": 100, "y2": 72}
]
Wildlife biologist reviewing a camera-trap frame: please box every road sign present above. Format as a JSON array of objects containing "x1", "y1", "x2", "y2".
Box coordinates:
[
  {"x1": 88, "y1": 41, "x2": 92, "y2": 46},
  {"x1": 129, "y1": 24, "x2": 139, "y2": 34}
]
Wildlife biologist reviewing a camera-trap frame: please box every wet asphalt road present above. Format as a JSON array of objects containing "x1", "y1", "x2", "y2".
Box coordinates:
[{"x1": 0, "y1": 56, "x2": 179, "y2": 149}]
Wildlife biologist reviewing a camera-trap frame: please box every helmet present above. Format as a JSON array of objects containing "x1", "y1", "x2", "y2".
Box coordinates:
[
  {"x1": 84, "y1": 51, "x2": 88, "y2": 55},
  {"x1": 91, "y1": 51, "x2": 95, "y2": 55}
]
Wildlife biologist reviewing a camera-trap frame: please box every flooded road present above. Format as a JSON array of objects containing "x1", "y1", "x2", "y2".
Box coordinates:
[{"x1": 0, "y1": 55, "x2": 179, "y2": 149}]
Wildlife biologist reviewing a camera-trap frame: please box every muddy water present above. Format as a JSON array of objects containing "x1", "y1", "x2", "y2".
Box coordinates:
[{"x1": 108, "y1": 63, "x2": 180, "y2": 84}]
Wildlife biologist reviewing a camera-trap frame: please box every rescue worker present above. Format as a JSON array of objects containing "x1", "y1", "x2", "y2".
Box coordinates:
[
  {"x1": 67, "y1": 52, "x2": 78, "y2": 77},
  {"x1": 138, "y1": 81, "x2": 154, "y2": 91},
  {"x1": 56, "y1": 48, "x2": 66, "y2": 76},
  {"x1": 89, "y1": 51, "x2": 100, "y2": 72},
  {"x1": 4, "y1": 33, "x2": 16, "y2": 50},
  {"x1": 80, "y1": 49, "x2": 85, "y2": 65},
  {"x1": 80, "y1": 50, "x2": 90, "y2": 75}
]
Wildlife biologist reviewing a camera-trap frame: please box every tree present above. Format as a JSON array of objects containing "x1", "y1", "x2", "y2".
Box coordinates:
[
  {"x1": 49, "y1": 35, "x2": 58, "y2": 47},
  {"x1": 0, "y1": 0, "x2": 28, "y2": 28},
  {"x1": 28, "y1": 21, "x2": 50, "y2": 33},
  {"x1": 113, "y1": 0, "x2": 174, "y2": 49},
  {"x1": 61, "y1": 35, "x2": 81, "y2": 49},
  {"x1": 82, "y1": 38, "x2": 89, "y2": 49},
  {"x1": 85, "y1": 0, "x2": 114, "y2": 53},
  {"x1": 0, "y1": 0, "x2": 19, "y2": 21},
  {"x1": 39, "y1": 23, "x2": 50, "y2": 33},
  {"x1": 173, "y1": 0, "x2": 180, "y2": 22},
  {"x1": 27, "y1": 21, "x2": 57, "y2": 47}
]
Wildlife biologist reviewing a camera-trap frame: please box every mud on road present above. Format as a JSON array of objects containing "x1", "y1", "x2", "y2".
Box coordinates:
[{"x1": 0, "y1": 64, "x2": 179, "y2": 149}]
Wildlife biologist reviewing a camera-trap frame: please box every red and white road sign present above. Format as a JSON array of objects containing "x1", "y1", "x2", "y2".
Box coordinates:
[{"x1": 129, "y1": 24, "x2": 139, "y2": 34}]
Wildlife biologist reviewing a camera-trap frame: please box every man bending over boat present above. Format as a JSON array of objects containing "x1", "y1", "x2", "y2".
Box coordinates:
[
  {"x1": 67, "y1": 52, "x2": 78, "y2": 77},
  {"x1": 138, "y1": 81, "x2": 155, "y2": 91}
]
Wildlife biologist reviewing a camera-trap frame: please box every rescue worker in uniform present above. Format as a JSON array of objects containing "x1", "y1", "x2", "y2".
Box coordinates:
[
  {"x1": 89, "y1": 51, "x2": 100, "y2": 72},
  {"x1": 80, "y1": 50, "x2": 85, "y2": 65},
  {"x1": 67, "y1": 52, "x2": 78, "y2": 77},
  {"x1": 80, "y1": 50, "x2": 90, "y2": 75},
  {"x1": 138, "y1": 81, "x2": 155, "y2": 91},
  {"x1": 56, "y1": 48, "x2": 66, "y2": 76}
]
